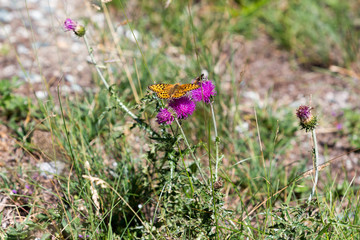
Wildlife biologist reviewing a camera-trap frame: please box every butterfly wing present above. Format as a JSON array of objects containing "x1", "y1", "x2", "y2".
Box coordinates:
[
  {"x1": 148, "y1": 83, "x2": 199, "y2": 99},
  {"x1": 148, "y1": 84, "x2": 172, "y2": 99},
  {"x1": 170, "y1": 90, "x2": 186, "y2": 99},
  {"x1": 182, "y1": 83, "x2": 200, "y2": 91},
  {"x1": 156, "y1": 91, "x2": 171, "y2": 99},
  {"x1": 148, "y1": 84, "x2": 168, "y2": 93},
  {"x1": 171, "y1": 83, "x2": 200, "y2": 99}
]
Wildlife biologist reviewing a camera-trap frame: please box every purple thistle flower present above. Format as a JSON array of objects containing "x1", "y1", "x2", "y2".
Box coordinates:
[
  {"x1": 296, "y1": 105, "x2": 312, "y2": 123},
  {"x1": 64, "y1": 18, "x2": 77, "y2": 31},
  {"x1": 64, "y1": 18, "x2": 86, "y2": 37},
  {"x1": 156, "y1": 108, "x2": 174, "y2": 125},
  {"x1": 11, "y1": 189, "x2": 17, "y2": 194},
  {"x1": 169, "y1": 96, "x2": 196, "y2": 119},
  {"x1": 191, "y1": 80, "x2": 216, "y2": 104},
  {"x1": 296, "y1": 105, "x2": 317, "y2": 132}
]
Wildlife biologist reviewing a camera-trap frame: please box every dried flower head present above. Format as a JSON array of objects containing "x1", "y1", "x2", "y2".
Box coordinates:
[
  {"x1": 296, "y1": 105, "x2": 317, "y2": 131},
  {"x1": 169, "y1": 96, "x2": 196, "y2": 119},
  {"x1": 156, "y1": 108, "x2": 174, "y2": 125},
  {"x1": 192, "y1": 80, "x2": 216, "y2": 104}
]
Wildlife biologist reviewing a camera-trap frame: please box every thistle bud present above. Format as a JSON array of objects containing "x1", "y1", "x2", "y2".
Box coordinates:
[
  {"x1": 74, "y1": 24, "x2": 86, "y2": 37},
  {"x1": 296, "y1": 105, "x2": 317, "y2": 132}
]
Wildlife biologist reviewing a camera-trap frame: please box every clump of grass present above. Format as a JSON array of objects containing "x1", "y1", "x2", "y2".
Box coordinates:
[
  {"x1": 2, "y1": 1, "x2": 360, "y2": 239},
  {"x1": 343, "y1": 108, "x2": 360, "y2": 148},
  {"x1": 230, "y1": 0, "x2": 360, "y2": 67}
]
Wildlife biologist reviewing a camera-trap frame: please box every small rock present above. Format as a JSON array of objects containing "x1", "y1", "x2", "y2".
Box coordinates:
[
  {"x1": 29, "y1": 10, "x2": 43, "y2": 21},
  {"x1": 243, "y1": 91, "x2": 260, "y2": 102},
  {"x1": 21, "y1": 73, "x2": 42, "y2": 83},
  {"x1": 77, "y1": 64, "x2": 85, "y2": 71},
  {"x1": 37, "y1": 161, "x2": 66, "y2": 178},
  {"x1": 71, "y1": 84, "x2": 82, "y2": 92},
  {"x1": 60, "y1": 85, "x2": 71, "y2": 93},
  {"x1": 65, "y1": 74, "x2": 76, "y2": 83},
  {"x1": 35, "y1": 91, "x2": 48, "y2": 99},
  {"x1": 17, "y1": 44, "x2": 30, "y2": 54},
  {"x1": 0, "y1": 9, "x2": 14, "y2": 23},
  {"x1": 346, "y1": 159, "x2": 352, "y2": 170}
]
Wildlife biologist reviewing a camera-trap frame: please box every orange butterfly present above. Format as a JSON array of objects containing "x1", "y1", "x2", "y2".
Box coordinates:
[{"x1": 148, "y1": 82, "x2": 200, "y2": 99}]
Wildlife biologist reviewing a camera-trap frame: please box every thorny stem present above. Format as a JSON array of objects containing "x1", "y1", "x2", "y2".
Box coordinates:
[
  {"x1": 211, "y1": 102, "x2": 220, "y2": 181},
  {"x1": 308, "y1": 129, "x2": 319, "y2": 202},
  {"x1": 83, "y1": 35, "x2": 158, "y2": 137},
  {"x1": 175, "y1": 118, "x2": 206, "y2": 183},
  {"x1": 83, "y1": 36, "x2": 109, "y2": 90},
  {"x1": 169, "y1": 161, "x2": 174, "y2": 192}
]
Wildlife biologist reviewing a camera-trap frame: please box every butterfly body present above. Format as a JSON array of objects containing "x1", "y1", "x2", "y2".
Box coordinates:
[
  {"x1": 148, "y1": 83, "x2": 199, "y2": 99},
  {"x1": 193, "y1": 74, "x2": 205, "y2": 85}
]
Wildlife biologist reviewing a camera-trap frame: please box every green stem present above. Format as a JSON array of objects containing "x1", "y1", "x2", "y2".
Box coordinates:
[
  {"x1": 210, "y1": 102, "x2": 220, "y2": 181},
  {"x1": 178, "y1": 142, "x2": 195, "y2": 196},
  {"x1": 308, "y1": 129, "x2": 319, "y2": 202},
  {"x1": 83, "y1": 35, "x2": 158, "y2": 137},
  {"x1": 175, "y1": 119, "x2": 206, "y2": 183},
  {"x1": 83, "y1": 36, "x2": 108, "y2": 89}
]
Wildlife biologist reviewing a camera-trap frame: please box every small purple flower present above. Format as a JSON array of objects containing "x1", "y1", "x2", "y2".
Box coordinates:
[
  {"x1": 25, "y1": 184, "x2": 31, "y2": 189},
  {"x1": 169, "y1": 96, "x2": 196, "y2": 119},
  {"x1": 296, "y1": 105, "x2": 312, "y2": 123},
  {"x1": 296, "y1": 105, "x2": 317, "y2": 132},
  {"x1": 86, "y1": 235, "x2": 90, "y2": 238},
  {"x1": 64, "y1": 18, "x2": 77, "y2": 31},
  {"x1": 11, "y1": 189, "x2": 17, "y2": 194},
  {"x1": 64, "y1": 18, "x2": 86, "y2": 37},
  {"x1": 336, "y1": 123, "x2": 343, "y2": 130},
  {"x1": 78, "y1": 234, "x2": 83, "y2": 238},
  {"x1": 192, "y1": 80, "x2": 216, "y2": 104},
  {"x1": 156, "y1": 108, "x2": 174, "y2": 125}
]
